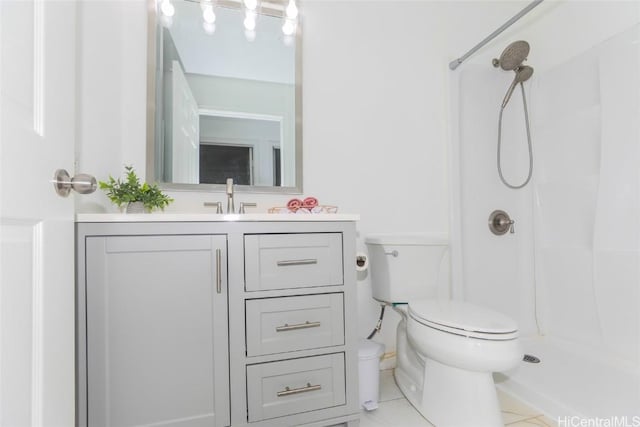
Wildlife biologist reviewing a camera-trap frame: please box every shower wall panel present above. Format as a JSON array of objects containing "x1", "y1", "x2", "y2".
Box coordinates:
[
  {"x1": 457, "y1": 65, "x2": 538, "y2": 336},
  {"x1": 533, "y1": 25, "x2": 640, "y2": 366}
]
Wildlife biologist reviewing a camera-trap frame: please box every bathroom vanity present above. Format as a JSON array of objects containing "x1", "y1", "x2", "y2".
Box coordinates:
[{"x1": 76, "y1": 214, "x2": 360, "y2": 427}]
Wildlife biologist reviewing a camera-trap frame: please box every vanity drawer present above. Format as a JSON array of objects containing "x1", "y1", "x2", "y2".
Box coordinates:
[
  {"x1": 246, "y1": 293, "x2": 344, "y2": 357},
  {"x1": 246, "y1": 353, "x2": 346, "y2": 422},
  {"x1": 244, "y1": 233, "x2": 343, "y2": 291}
]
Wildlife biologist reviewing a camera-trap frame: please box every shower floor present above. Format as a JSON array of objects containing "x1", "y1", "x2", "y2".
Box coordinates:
[{"x1": 495, "y1": 335, "x2": 640, "y2": 419}]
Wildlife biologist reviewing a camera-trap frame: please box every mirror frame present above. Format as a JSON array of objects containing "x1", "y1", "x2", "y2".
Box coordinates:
[{"x1": 146, "y1": 0, "x2": 303, "y2": 194}]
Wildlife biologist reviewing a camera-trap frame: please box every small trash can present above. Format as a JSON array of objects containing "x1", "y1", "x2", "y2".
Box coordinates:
[{"x1": 358, "y1": 340, "x2": 385, "y2": 411}]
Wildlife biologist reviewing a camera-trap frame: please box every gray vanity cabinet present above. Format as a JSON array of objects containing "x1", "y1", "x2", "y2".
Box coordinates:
[
  {"x1": 81, "y1": 234, "x2": 229, "y2": 427},
  {"x1": 77, "y1": 220, "x2": 360, "y2": 427}
]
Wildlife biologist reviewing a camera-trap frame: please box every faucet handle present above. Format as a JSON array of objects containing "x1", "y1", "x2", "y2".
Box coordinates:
[
  {"x1": 204, "y1": 201, "x2": 223, "y2": 214},
  {"x1": 239, "y1": 202, "x2": 257, "y2": 214}
]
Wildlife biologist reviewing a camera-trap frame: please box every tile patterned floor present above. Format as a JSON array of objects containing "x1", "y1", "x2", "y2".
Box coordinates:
[{"x1": 359, "y1": 370, "x2": 557, "y2": 427}]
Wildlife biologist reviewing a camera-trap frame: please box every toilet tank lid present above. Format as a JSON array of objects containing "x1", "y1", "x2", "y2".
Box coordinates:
[{"x1": 365, "y1": 232, "x2": 448, "y2": 246}]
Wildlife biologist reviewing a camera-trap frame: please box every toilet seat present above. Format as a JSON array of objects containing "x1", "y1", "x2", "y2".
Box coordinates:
[{"x1": 408, "y1": 299, "x2": 519, "y2": 341}]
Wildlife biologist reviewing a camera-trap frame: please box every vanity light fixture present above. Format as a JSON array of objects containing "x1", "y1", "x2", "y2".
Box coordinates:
[
  {"x1": 282, "y1": 0, "x2": 297, "y2": 36},
  {"x1": 160, "y1": 0, "x2": 175, "y2": 17},
  {"x1": 243, "y1": 3, "x2": 257, "y2": 41},
  {"x1": 281, "y1": 18, "x2": 296, "y2": 36},
  {"x1": 243, "y1": 10, "x2": 257, "y2": 30},
  {"x1": 202, "y1": 3, "x2": 216, "y2": 23},
  {"x1": 285, "y1": 0, "x2": 297, "y2": 19},
  {"x1": 200, "y1": 0, "x2": 216, "y2": 34}
]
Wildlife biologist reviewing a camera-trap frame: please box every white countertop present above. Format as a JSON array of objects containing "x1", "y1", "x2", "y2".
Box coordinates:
[{"x1": 75, "y1": 213, "x2": 360, "y2": 222}]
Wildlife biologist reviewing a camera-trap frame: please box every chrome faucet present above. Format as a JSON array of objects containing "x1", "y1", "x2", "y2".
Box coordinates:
[
  {"x1": 226, "y1": 178, "x2": 235, "y2": 213},
  {"x1": 203, "y1": 178, "x2": 256, "y2": 214}
]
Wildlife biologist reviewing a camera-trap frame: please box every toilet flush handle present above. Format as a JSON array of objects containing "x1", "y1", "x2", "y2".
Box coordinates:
[{"x1": 385, "y1": 250, "x2": 399, "y2": 257}]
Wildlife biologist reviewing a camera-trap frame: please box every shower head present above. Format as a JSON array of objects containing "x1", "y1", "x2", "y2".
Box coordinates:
[
  {"x1": 493, "y1": 40, "x2": 530, "y2": 71},
  {"x1": 501, "y1": 65, "x2": 534, "y2": 108}
]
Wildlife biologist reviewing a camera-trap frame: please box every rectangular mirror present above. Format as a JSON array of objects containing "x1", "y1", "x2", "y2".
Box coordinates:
[{"x1": 146, "y1": 0, "x2": 302, "y2": 193}]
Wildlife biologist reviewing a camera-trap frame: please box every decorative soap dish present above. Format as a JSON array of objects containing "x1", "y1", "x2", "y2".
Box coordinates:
[{"x1": 268, "y1": 205, "x2": 338, "y2": 214}]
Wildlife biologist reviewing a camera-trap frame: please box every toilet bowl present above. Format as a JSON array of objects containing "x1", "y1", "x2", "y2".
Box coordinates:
[
  {"x1": 407, "y1": 299, "x2": 522, "y2": 426},
  {"x1": 365, "y1": 233, "x2": 523, "y2": 427}
]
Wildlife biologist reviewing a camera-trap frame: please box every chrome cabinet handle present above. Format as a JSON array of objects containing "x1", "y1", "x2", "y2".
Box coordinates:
[
  {"x1": 277, "y1": 259, "x2": 318, "y2": 267},
  {"x1": 215, "y1": 249, "x2": 222, "y2": 294},
  {"x1": 277, "y1": 383, "x2": 321, "y2": 397},
  {"x1": 276, "y1": 321, "x2": 321, "y2": 332}
]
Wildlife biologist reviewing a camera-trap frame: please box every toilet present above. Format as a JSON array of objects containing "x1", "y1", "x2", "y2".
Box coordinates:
[{"x1": 365, "y1": 233, "x2": 522, "y2": 427}]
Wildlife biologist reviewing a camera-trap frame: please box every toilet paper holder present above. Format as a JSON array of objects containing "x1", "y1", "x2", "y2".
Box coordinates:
[{"x1": 356, "y1": 252, "x2": 369, "y2": 272}]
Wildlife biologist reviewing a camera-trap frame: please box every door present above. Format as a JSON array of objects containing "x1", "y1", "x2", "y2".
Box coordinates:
[
  {"x1": 83, "y1": 234, "x2": 230, "y2": 427},
  {"x1": 1, "y1": 1, "x2": 76, "y2": 426},
  {"x1": 170, "y1": 60, "x2": 199, "y2": 184}
]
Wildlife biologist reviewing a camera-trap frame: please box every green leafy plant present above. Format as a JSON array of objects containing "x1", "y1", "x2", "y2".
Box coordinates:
[{"x1": 99, "y1": 166, "x2": 173, "y2": 212}]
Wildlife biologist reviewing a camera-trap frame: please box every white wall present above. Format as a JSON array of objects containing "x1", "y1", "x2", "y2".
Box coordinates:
[
  {"x1": 75, "y1": 0, "x2": 543, "y2": 354},
  {"x1": 75, "y1": 0, "x2": 147, "y2": 213}
]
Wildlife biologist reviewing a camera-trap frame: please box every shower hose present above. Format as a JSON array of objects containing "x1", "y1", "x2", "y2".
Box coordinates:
[{"x1": 497, "y1": 83, "x2": 534, "y2": 189}]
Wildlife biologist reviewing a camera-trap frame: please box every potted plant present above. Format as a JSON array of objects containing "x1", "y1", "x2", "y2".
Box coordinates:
[{"x1": 99, "y1": 166, "x2": 173, "y2": 213}]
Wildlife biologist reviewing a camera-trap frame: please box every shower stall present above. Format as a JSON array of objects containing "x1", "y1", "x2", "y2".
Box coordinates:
[{"x1": 451, "y1": 6, "x2": 640, "y2": 420}]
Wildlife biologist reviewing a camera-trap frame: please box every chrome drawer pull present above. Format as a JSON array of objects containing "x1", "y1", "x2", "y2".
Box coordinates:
[
  {"x1": 276, "y1": 259, "x2": 318, "y2": 267},
  {"x1": 277, "y1": 383, "x2": 322, "y2": 397},
  {"x1": 275, "y1": 321, "x2": 321, "y2": 332}
]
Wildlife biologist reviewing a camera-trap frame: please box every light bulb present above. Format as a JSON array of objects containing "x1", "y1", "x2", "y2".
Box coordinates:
[
  {"x1": 243, "y1": 15, "x2": 256, "y2": 31},
  {"x1": 285, "y1": 0, "x2": 298, "y2": 19},
  {"x1": 245, "y1": 29, "x2": 256, "y2": 42},
  {"x1": 243, "y1": 0, "x2": 258, "y2": 11},
  {"x1": 203, "y1": 5, "x2": 216, "y2": 23},
  {"x1": 282, "y1": 18, "x2": 296, "y2": 36},
  {"x1": 160, "y1": 0, "x2": 175, "y2": 17},
  {"x1": 203, "y1": 22, "x2": 216, "y2": 34}
]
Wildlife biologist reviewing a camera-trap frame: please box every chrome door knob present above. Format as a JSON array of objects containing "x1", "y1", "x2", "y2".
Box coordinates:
[{"x1": 52, "y1": 169, "x2": 97, "y2": 197}]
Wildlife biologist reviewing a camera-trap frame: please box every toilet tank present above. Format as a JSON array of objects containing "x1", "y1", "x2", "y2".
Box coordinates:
[{"x1": 365, "y1": 233, "x2": 449, "y2": 304}]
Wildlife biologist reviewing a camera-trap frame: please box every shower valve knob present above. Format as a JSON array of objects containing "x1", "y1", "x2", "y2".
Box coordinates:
[{"x1": 489, "y1": 210, "x2": 515, "y2": 236}]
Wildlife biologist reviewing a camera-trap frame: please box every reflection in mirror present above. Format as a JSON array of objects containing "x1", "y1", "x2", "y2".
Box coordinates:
[{"x1": 148, "y1": 0, "x2": 302, "y2": 193}]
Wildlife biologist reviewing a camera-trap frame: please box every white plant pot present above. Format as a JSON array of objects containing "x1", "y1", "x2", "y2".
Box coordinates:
[{"x1": 125, "y1": 202, "x2": 146, "y2": 213}]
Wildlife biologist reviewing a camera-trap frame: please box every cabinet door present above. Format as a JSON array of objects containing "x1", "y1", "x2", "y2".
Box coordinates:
[{"x1": 85, "y1": 235, "x2": 229, "y2": 427}]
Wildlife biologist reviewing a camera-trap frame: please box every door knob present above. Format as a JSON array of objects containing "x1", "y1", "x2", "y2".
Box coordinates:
[{"x1": 52, "y1": 169, "x2": 97, "y2": 197}]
